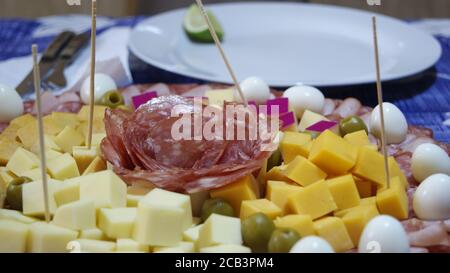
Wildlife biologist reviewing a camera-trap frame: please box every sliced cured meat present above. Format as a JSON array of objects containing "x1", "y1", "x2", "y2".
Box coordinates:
[{"x1": 333, "y1": 97, "x2": 361, "y2": 118}]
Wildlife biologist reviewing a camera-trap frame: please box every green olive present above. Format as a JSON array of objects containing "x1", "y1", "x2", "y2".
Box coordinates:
[
  {"x1": 339, "y1": 115, "x2": 368, "y2": 136},
  {"x1": 267, "y1": 149, "x2": 282, "y2": 171},
  {"x1": 200, "y1": 198, "x2": 234, "y2": 222},
  {"x1": 99, "y1": 90, "x2": 125, "y2": 109},
  {"x1": 268, "y1": 228, "x2": 301, "y2": 253},
  {"x1": 6, "y1": 176, "x2": 32, "y2": 211},
  {"x1": 241, "y1": 213, "x2": 275, "y2": 253},
  {"x1": 303, "y1": 130, "x2": 320, "y2": 139}
]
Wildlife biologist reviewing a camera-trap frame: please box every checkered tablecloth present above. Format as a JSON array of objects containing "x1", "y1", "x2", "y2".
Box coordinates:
[{"x1": 0, "y1": 16, "x2": 448, "y2": 143}]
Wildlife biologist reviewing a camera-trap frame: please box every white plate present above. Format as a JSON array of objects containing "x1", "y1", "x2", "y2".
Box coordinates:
[{"x1": 128, "y1": 2, "x2": 442, "y2": 87}]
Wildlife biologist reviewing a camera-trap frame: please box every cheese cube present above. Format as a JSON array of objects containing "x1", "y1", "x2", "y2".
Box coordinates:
[
  {"x1": 47, "y1": 153, "x2": 80, "y2": 180},
  {"x1": 376, "y1": 177, "x2": 408, "y2": 220},
  {"x1": 54, "y1": 126, "x2": 84, "y2": 154},
  {"x1": 301, "y1": 141, "x2": 314, "y2": 158},
  {"x1": 353, "y1": 146, "x2": 388, "y2": 187},
  {"x1": 77, "y1": 105, "x2": 108, "y2": 121},
  {"x1": 72, "y1": 146, "x2": 97, "y2": 173},
  {"x1": 0, "y1": 209, "x2": 39, "y2": 224},
  {"x1": 28, "y1": 222, "x2": 78, "y2": 253},
  {"x1": 153, "y1": 241, "x2": 195, "y2": 253},
  {"x1": 0, "y1": 219, "x2": 29, "y2": 253},
  {"x1": 126, "y1": 194, "x2": 144, "y2": 207},
  {"x1": 75, "y1": 239, "x2": 116, "y2": 253},
  {"x1": 266, "y1": 180, "x2": 303, "y2": 213},
  {"x1": 388, "y1": 157, "x2": 408, "y2": 189},
  {"x1": 133, "y1": 188, "x2": 192, "y2": 246},
  {"x1": 326, "y1": 174, "x2": 360, "y2": 210},
  {"x1": 6, "y1": 147, "x2": 40, "y2": 176},
  {"x1": 183, "y1": 224, "x2": 203, "y2": 243},
  {"x1": 265, "y1": 165, "x2": 292, "y2": 183},
  {"x1": 342, "y1": 205, "x2": 379, "y2": 245},
  {"x1": 17, "y1": 118, "x2": 63, "y2": 148},
  {"x1": 282, "y1": 155, "x2": 327, "y2": 186},
  {"x1": 116, "y1": 238, "x2": 149, "y2": 253},
  {"x1": 200, "y1": 244, "x2": 251, "y2": 253},
  {"x1": 313, "y1": 217, "x2": 354, "y2": 253},
  {"x1": 79, "y1": 228, "x2": 105, "y2": 240},
  {"x1": 76, "y1": 119, "x2": 106, "y2": 137},
  {"x1": 98, "y1": 208, "x2": 137, "y2": 239},
  {"x1": 298, "y1": 110, "x2": 329, "y2": 132},
  {"x1": 343, "y1": 130, "x2": 371, "y2": 146},
  {"x1": 90, "y1": 133, "x2": 106, "y2": 147},
  {"x1": 280, "y1": 132, "x2": 312, "y2": 163},
  {"x1": 274, "y1": 215, "x2": 315, "y2": 237},
  {"x1": 0, "y1": 138, "x2": 22, "y2": 165},
  {"x1": 309, "y1": 130, "x2": 357, "y2": 175},
  {"x1": 30, "y1": 134, "x2": 62, "y2": 154},
  {"x1": 334, "y1": 203, "x2": 378, "y2": 218},
  {"x1": 287, "y1": 180, "x2": 337, "y2": 219},
  {"x1": 354, "y1": 176, "x2": 374, "y2": 198},
  {"x1": 205, "y1": 89, "x2": 234, "y2": 106},
  {"x1": 0, "y1": 123, "x2": 21, "y2": 142},
  {"x1": 360, "y1": 196, "x2": 377, "y2": 206},
  {"x1": 51, "y1": 112, "x2": 79, "y2": 128},
  {"x1": 52, "y1": 200, "x2": 96, "y2": 231},
  {"x1": 210, "y1": 175, "x2": 257, "y2": 215},
  {"x1": 189, "y1": 191, "x2": 210, "y2": 217},
  {"x1": 53, "y1": 179, "x2": 80, "y2": 207},
  {"x1": 36, "y1": 149, "x2": 63, "y2": 161},
  {"x1": 240, "y1": 199, "x2": 282, "y2": 220},
  {"x1": 79, "y1": 170, "x2": 127, "y2": 209},
  {"x1": 82, "y1": 156, "x2": 106, "y2": 175},
  {"x1": 22, "y1": 179, "x2": 62, "y2": 217},
  {"x1": 20, "y1": 168, "x2": 50, "y2": 181},
  {"x1": 10, "y1": 114, "x2": 36, "y2": 128},
  {"x1": 197, "y1": 214, "x2": 242, "y2": 249}
]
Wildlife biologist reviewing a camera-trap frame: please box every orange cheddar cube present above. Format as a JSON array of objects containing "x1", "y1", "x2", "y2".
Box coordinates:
[
  {"x1": 376, "y1": 177, "x2": 409, "y2": 220},
  {"x1": 352, "y1": 146, "x2": 387, "y2": 186},
  {"x1": 265, "y1": 165, "x2": 292, "y2": 183},
  {"x1": 388, "y1": 157, "x2": 408, "y2": 189},
  {"x1": 240, "y1": 199, "x2": 282, "y2": 220},
  {"x1": 343, "y1": 130, "x2": 371, "y2": 146},
  {"x1": 282, "y1": 156, "x2": 327, "y2": 187},
  {"x1": 342, "y1": 205, "x2": 379, "y2": 245},
  {"x1": 353, "y1": 176, "x2": 374, "y2": 198},
  {"x1": 313, "y1": 217, "x2": 354, "y2": 253},
  {"x1": 266, "y1": 180, "x2": 303, "y2": 213},
  {"x1": 279, "y1": 132, "x2": 311, "y2": 163},
  {"x1": 274, "y1": 215, "x2": 315, "y2": 237},
  {"x1": 309, "y1": 130, "x2": 357, "y2": 175},
  {"x1": 326, "y1": 174, "x2": 360, "y2": 210}
]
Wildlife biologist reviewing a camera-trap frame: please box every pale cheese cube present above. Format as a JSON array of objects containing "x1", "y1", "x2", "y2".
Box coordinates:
[
  {"x1": 30, "y1": 134, "x2": 62, "y2": 154},
  {"x1": 75, "y1": 239, "x2": 115, "y2": 253},
  {"x1": 47, "y1": 153, "x2": 80, "y2": 180},
  {"x1": 197, "y1": 214, "x2": 242, "y2": 249},
  {"x1": 54, "y1": 126, "x2": 84, "y2": 153},
  {"x1": 183, "y1": 224, "x2": 203, "y2": 243},
  {"x1": 126, "y1": 194, "x2": 144, "y2": 207},
  {"x1": 116, "y1": 238, "x2": 149, "y2": 253},
  {"x1": 82, "y1": 156, "x2": 106, "y2": 175},
  {"x1": 22, "y1": 179, "x2": 62, "y2": 217},
  {"x1": 153, "y1": 242, "x2": 195, "y2": 253},
  {"x1": 6, "y1": 147, "x2": 40, "y2": 176},
  {"x1": 35, "y1": 149, "x2": 63, "y2": 161},
  {"x1": 0, "y1": 219, "x2": 29, "y2": 253},
  {"x1": 0, "y1": 209, "x2": 39, "y2": 224},
  {"x1": 72, "y1": 146, "x2": 97, "y2": 174},
  {"x1": 298, "y1": 110, "x2": 330, "y2": 132},
  {"x1": 53, "y1": 179, "x2": 80, "y2": 207},
  {"x1": 52, "y1": 200, "x2": 96, "y2": 231},
  {"x1": 98, "y1": 208, "x2": 136, "y2": 239},
  {"x1": 28, "y1": 222, "x2": 78, "y2": 253},
  {"x1": 205, "y1": 89, "x2": 235, "y2": 106},
  {"x1": 200, "y1": 244, "x2": 251, "y2": 253},
  {"x1": 20, "y1": 168, "x2": 50, "y2": 181},
  {"x1": 79, "y1": 228, "x2": 105, "y2": 240},
  {"x1": 79, "y1": 170, "x2": 127, "y2": 209}
]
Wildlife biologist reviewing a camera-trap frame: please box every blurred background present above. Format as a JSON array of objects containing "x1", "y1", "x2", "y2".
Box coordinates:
[{"x1": 1, "y1": 0, "x2": 450, "y2": 19}]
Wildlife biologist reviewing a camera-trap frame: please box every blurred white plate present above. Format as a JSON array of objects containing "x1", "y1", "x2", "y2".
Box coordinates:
[{"x1": 128, "y1": 2, "x2": 442, "y2": 87}]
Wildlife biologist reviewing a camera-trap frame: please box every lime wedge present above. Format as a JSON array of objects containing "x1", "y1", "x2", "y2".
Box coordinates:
[{"x1": 184, "y1": 4, "x2": 224, "y2": 43}]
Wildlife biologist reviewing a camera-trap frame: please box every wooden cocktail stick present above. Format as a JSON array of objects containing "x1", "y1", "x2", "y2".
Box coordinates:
[
  {"x1": 87, "y1": 0, "x2": 97, "y2": 149},
  {"x1": 372, "y1": 16, "x2": 391, "y2": 189},
  {"x1": 32, "y1": 44, "x2": 50, "y2": 223},
  {"x1": 195, "y1": 0, "x2": 248, "y2": 107}
]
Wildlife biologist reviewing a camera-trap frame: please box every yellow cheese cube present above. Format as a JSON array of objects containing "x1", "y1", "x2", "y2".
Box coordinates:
[
  {"x1": 28, "y1": 222, "x2": 78, "y2": 253},
  {"x1": 75, "y1": 239, "x2": 116, "y2": 253},
  {"x1": 36, "y1": 149, "x2": 63, "y2": 161},
  {"x1": 301, "y1": 141, "x2": 314, "y2": 158},
  {"x1": 205, "y1": 89, "x2": 234, "y2": 106},
  {"x1": 72, "y1": 146, "x2": 97, "y2": 173},
  {"x1": 0, "y1": 219, "x2": 29, "y2": 253},
  {"x1": 153, "y1": 241, "x2": 195, "y2": 253},
  {"x1": 76, "y1": 119, "x2": 106, "y2": 138},
  {"x1": 82, "y1": 156, "x2": 106, "y2": 175},
  {"x1": 79, "y1": 170, "x2": 127, "y2": 209},
  {"x1": 30, "y1": 134, "x2": 62, "y2": 155},
  {"x1": 77, "y1": 105, "x2": 108, "y2": 121},
  {"x1": 353, "y1": 176, "x2": 374, "y2": 198},
  {"x1": 0, "y1": 123, "x2": 21, "y2": 142},
  {"x1": 52, "y1": 200, "x2": 96, "y2": 231},
  {"x1": 334, "y1": 203, "x2": 378, "y2": 218},
  {"x1": 309, "y1": 130, "x2": 357, "y2": 175},
  {"x1": 10, "y1": 114, "x2": 36, "y2": 128},
  {"x1": 6, "y1": 147, "x2": 40, "y2": 176},
  {"x1": 388, "y1": 157, "x2": 408, "y2": 189},
  {"x1": 126, "y1": 194, "x2": 144, "y2": 207},
  {"x1": 326, "y1": 174, "x2": 360, "y2": 210},
  {"x1": 22, "y1": 179, "x2": 62, "y2": 217},
  {"x1": 51, "y1": 112, "x2": 79, "y2": 129},
  {"x1": 287, "y1": 180, "x2": 337, "y2": 219},
  {"x1": 274, "y1": 215, "x2": 315, "y2": 237},
  {"x1": 20, "y1": 168, "x2": 50, "y2": 181},
  {"x1": 265, "y1": 165, "x2": 292, "y2": 183},
  {"x1": 360, "y1": 196, "x2": 377, "y2": 206},
  {"x1": 266, "y1": 180, "x2": 303, "y2": 213},
  {"x1": 343, "y1": 130, "x2": 371, "y2": 146},
  {"x1": 47, "y1": 153, "x2": 80, "y2": 180},
  {"x1": 53, "y1": 179, "x2": 80, "y2": 207},
  {"x1": 79, "y1": 228, "x2": 105, "y2": 240},
  {"x1": 352, "y1": 146, "x2": 387, "y2": 186},
  {"x1": 0, "y1": 138, "x2": 22, "y2": 165},
  {"x1": 98, "y1": 208, "x2": 137, "y2": 239},
  {"x1": 197, "y1": 214, "x2": 242, "y2": 249},
  {"x1": 54, "y1": 126, "x2": 84, "y2": 154},
  {"x1": 313, "y1": 217, "x2": 354, "y2": 253},
  {"x1": 376, "y1": 177, "x2": 409, "y2": 220},
  {"x1": 0, "y1": 209, "x2": 39, "y2": 224},
  {"x1": 298, "y1": 110, "x2": 329, "y2": 132},
  {"x1": 133, "y1": 188, "x2": 192, "y2": 246},
  {"x1": 200, "y1": 244, "x2": 251, "y2": 253},
  {"x1": 240, "y1": 199, "x2": 282, "y2": 220},
  {"x1": 279, "y1": 132, "x2": 311, "y2": 163},
  {"x1": 210, "y1": 175, "x2": 257, "y2": 215},
  {"x1": 342, "y1": 205, "x2": 379, "y2": 245},
  {"x1": 116, "y1": 238, "x2": 149, "y2": 253},
  {"x1": 17, "y1": 118, "x2": 63, "y2": 148},
  {"x1": 282, "y1": 156, "x2": 327, "y2": 186}
]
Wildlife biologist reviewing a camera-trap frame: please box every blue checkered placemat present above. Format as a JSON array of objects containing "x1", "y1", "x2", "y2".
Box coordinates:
[{"x1": 0, "y1": 17, "x2": 448, "y2": 143}]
